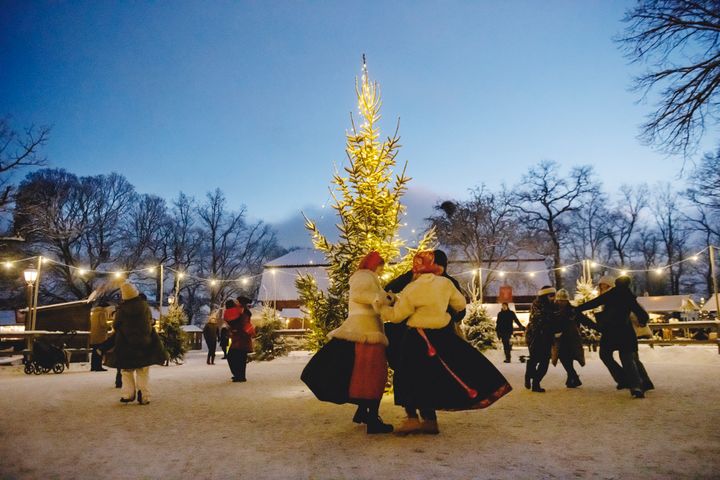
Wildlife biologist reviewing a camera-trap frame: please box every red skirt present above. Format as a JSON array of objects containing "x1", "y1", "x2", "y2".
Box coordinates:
[{"x1": 348, "y1": 343, "x2": 387, "y2": 400}]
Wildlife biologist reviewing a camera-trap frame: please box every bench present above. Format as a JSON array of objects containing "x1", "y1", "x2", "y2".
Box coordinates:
[
  {"x1": 22, "y1": 347, "x2": 93, "y2": 364},
  {"x1": 641, "y1": 320, "x2": 720, "y2": 354}
]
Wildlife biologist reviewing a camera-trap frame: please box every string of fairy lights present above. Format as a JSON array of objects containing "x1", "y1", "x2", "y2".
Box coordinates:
[{"x1": 1, "y1": 245, "x2": 715, "y2": 287}]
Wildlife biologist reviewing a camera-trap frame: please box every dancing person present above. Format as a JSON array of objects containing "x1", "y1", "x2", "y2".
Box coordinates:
[
  {"x1": 496, "y1": 302, "x2": 525, "y2": 363},
  {"x1": 524, "y1": 286, "x2": 560, "y2": 393},
  {"x1": 301, "y1": 251, "x2": 394, "y2": 434},
  {"x1": 576, "y1": 275, "x2": 653, "y2": 398},
  {"x1": 203, "y1": 314, "x2": 219, "y2": 365},
  {"x1": 553, "y1": 289, "x2": 597, "y2": 388},
  {"x1": 104, "y1": 282, "x2": 167, "y2": 405},
  {"x1": 224, "y1": 297, "x2": 254, "y2": 382},
  {"x1": 377, "y1": 251, "x2": 512, "y2": 435}
]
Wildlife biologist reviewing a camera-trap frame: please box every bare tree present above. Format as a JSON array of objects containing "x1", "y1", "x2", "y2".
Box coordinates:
[
  {"x1": 605, "y1": 184, "x2": 649, "y2": 266},
  {"x1": 428, "y1": 185, "x2": 523, "y2": 297},
  {"x1": 631, "y1": 225, "x2": 662, "y2": 294},
  {"x1": 511, "y1": 160, "x2": 598, "y2": 288},
  {"x1": 0, "y1": 118, "x2": 50, "y2": 214},
  {"x1": 566, "y1": 187, "x2": 611, "y2": 267},
  {"x1": 619, "y1": 0, "x2": 720, "y2": 155},
  {"x1": 654, "y1": 182, "x2": 691, "y2": 293}
]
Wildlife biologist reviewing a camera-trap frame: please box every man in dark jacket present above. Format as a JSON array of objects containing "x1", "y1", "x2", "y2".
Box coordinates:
[
  {"x1": 496, "y1": 303, "x2": 525, "y2": 363},
  {"x1": 576, "y1": 275, "x2": 653, "y2": 398},
  {"x1": 524, "y1": 287, "x2": 559, "y2": 392}
]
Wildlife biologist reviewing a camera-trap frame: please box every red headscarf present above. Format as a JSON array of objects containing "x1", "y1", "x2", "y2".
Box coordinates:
[
  {"x1": 358, "y1": 251, "x2": 384, "y2": 272},
  {"x1": 412, "y1": 251, "x2": 444, "y2": 275}
]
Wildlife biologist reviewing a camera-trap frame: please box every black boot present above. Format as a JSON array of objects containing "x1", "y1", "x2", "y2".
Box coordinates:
[
  {"x1": 631, "y1": 389, "x2": 645, "y2": 399},
  {"x1": 531, "y1": 379, "x2": 546, "y2": 393},
  {"x1": 366, "y1": 417, "x2": 393, "y2": 434},
  {"x1": 524, "y1": 374, "x2": 532, "y2": 390},
  {"x1": 352, "y1": 406, "x2": 367, "y2": 424}
]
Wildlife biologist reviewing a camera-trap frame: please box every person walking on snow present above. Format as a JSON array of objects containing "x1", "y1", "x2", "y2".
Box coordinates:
[
  {"x1": 104, "y1": 281, "x2": 167, "y2": 405},
  {"x1": 203, "y1": 314, "x2": 219, "y2": 365},
  {"x1": 224, "y1": 297, "x2": 255, "y2": 382},
  {"x1": 553, "y1": 289, "x2": 598, "y2": 388},
  {"x1": 496, "y1": 302, "x2": 525, "y2": 363},
  {"x1": 575, "y1": 275, "x2": 653, "y2": 398},
  {"x1": 524, "y1": 286, "x2": 560, "y2": 393},
  {"x1": 301, "y1": 251, "x2": 394, "y2": 434},
  {"x1": 376, "y1": 251, "x2": 512, "y2": 435}
]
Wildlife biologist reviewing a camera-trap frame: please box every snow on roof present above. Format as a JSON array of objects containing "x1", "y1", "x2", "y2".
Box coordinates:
[
  {"x1": 258, "y1": 265, "x2": 329, "y2": 302},
  {"x1": 0, "y1": 310, "x2": 17, "y2": 325},
  {"x1": 278, "y1": 308, "x2": 304, "y2": 318},
  {"x1": 265, "y1": 248, "x2": 328, "y2": 267},
  {"x1": 181, "y1": 325, "x2": 202, "y2": 333},
  {"x1": 637, "y1": 295, "x2": 699, "y2": 313},
  {"x1": 701, "y1": 295, "x2": 720, "y2": 312}
]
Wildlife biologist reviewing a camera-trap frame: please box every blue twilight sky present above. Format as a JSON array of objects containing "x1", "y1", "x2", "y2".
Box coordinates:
[{"x1": 0, "y1": 1, "x2": 697, "y2": 247}]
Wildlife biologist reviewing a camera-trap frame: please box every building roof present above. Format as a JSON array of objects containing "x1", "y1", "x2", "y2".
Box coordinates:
[
  {"x1": 637, "y1": 295, "x2": 699, "y2": 313},
  {"x1": 0, "y1": 311, "x2": 17, "y2": 325},
  {"x1": 265, "y1": 248, "x2": 328, "y2": 267}
]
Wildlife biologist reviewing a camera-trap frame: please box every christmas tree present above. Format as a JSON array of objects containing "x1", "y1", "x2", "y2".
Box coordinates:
[
  {"x1": 297, "y1": 59, "x2": 434, "y2": 349},
  {"x1": 462, "y1": 302, "x2": 497, "y2": 351},
  {"x1": 159, "y1": 304, "x2": 189, "y2": 365},
  {"x1": 253, "y1": 306, "x2": 289, "y2": 361}
]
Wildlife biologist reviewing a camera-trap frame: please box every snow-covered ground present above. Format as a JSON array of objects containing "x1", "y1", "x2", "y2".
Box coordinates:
[{"x1": 1, "y1": 345, "x2": 719, "y2": 480}]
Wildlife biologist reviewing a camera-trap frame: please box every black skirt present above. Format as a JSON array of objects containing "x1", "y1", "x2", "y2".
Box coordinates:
[
  {"x1": 394, "y1": 325, "x2": 512, "y2": 411},
  {"x1": 300, "y1": 338, "x2": 355, "y2": 405}
]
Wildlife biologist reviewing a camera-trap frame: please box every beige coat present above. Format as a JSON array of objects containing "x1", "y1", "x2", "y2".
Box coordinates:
[{"x1": 328, "y1": 269, "x2": 389, "y2": 346}]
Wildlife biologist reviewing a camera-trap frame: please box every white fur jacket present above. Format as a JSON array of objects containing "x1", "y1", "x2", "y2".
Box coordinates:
[
  {"x1": 376, "y1": 273, "x2": 467, "y2": 329},
  {"x1": 328, "y1": 269, "x2": 391, "y2": 346}
]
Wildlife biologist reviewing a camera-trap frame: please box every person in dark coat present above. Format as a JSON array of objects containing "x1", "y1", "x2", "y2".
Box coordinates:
[
  {"x1": 203, "y1": 315, "x2": 219, "y2": 365},
  {"x1": 553, "y1": 289, "x2": 598, "y2": 388},
  {"x1": 224, "y1": 297, "x2": 254, "y2": 382},
  {"x1": 104, "y1": 282, "x2": 167, "y2": 404},
  {"x1": 576, "y1": 275, "x2": 653, "y2": 398},
  {"x1": 496, "y1": 303, "x2": 525, "y2": 363},
  {"x1": 377, "y1": 251, "x2": 512, "y2": 435},
  {"x1": 524, "y1": 286, "x2": 560, "y2": 392},
  {"x1": 219, "y1": 324, "x2": 230, "y2": 359}
]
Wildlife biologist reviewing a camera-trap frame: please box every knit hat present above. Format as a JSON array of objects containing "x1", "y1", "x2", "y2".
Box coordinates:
[
  {"x1": 433, "y1": 250, "x2": 449, "y2": 270},
  {"x1": 598, "y1": 275, "x2": 615, "y2": 288},
  {"x1": 412, "y1": 251, "x2": 444, "y2": 275},
  {"x1": 358, "y1": 251, "x2": 384, "y2": 272},
  {"x1": 120, "y1": 282, "x2": 139, "y2": 301},
  {"x1": 537, "y1": 286, "x2": 556, "y2": 297},
  {"x1": 555, "y1": 288, "x2": 570, "y2": 301}
]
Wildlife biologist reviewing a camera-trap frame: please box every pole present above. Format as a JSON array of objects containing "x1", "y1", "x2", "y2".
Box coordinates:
[
  {"x1": 478, "y1": 268, "x2": 483, "y2": 305},
  {"x1": 31, "y1": 256, "x2": 42, "y2": 331},
  {"x1": 158, "y1": 264, "x2": 164, "y2": 328},
  {"x1": 710, "y1": 247, "x2": 719, "y2": 319}
]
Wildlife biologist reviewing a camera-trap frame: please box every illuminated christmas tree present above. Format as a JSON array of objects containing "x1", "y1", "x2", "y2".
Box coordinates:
[{"x1": 297, "y1": 58, "x2": 434, "y2": 349}]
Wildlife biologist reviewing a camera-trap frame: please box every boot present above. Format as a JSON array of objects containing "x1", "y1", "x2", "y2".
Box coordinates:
[
  {"x1": 120, "y1": 392, "x2": 136, "y2": 403},
  {"x1": 524, "y1": 374, "x2": 532, "y2": 390},
  {"x1": 630, "y1": 389, "x2": 645, "y2": 399},
  {"x1": 366, "y1": 417, "x2": 393, "y2": 434},
  {"x1": 137, "y1": 390, "x2": 150, "y2": 405},
  {"x1": 420, "y1": 419, "x2": 440, "y2": 435},
  {"x1": 352, "y1": 406, "x2": 367, "y2": 424},
  {"x1": 531, "y1": 379, "x2": 546, "y2": 393},
  {"x1": 394, "y1": 417, "x2": 422, "y2": 436}
]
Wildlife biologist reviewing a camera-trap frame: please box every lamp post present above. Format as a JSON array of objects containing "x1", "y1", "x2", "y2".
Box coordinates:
[{"x1": 23, "y1": 268, "x2": 37, "y2": 330}]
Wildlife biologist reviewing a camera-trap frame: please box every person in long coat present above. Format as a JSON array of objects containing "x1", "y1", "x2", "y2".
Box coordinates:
[
  {"x1": 576, "y1": 275, "x2": 653, "y2": 398},
  {"x1": 203, "y1": 315, "x2": 219, "y2": 365},
  {"x1": 301, "y1": 251, "x2": 394, "y2": 434},
  {"x1": 104, "y1": 282, "x2": 167, "y2": 404},
  {"x1": 224, "y1": 297, "x2": 254, "y2": 382},
  {"x1": 377, "y1": 251, "x2": 512, "y2": 435},
  {"x1": 496, "y1": 303, "x2": 525, "y2": 363},
  {"x1": 553, "y1": 289, "x2": 598, "y2": 388},
  {"x1": 524, "y1": 286, "x2": 560, "y2": 392}
]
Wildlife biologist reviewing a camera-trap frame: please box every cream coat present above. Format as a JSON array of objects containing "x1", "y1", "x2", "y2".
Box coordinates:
[
  {"x1": 328, "y1": 269, "x2": 389, "y2": 346},
  {"x1": 378, "y1": 273, "x2": 466, "y2": 329}
]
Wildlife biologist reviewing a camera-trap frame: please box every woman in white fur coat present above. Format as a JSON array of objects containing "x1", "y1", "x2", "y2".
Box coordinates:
[
  {"x1": 377, "y1": 251, "x2": 512, "y2": 435},
  {"x1": 301, "y1": 251, "x2": 394, "y2": 434}
]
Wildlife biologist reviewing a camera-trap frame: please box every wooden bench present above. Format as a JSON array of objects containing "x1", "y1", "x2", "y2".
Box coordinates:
[{"x1": 640, "y1": 320, "x2": 720, "y2": 354}]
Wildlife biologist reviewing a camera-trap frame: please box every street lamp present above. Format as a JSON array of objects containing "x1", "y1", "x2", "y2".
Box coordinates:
[{"x1": 23, "y1": 268, "x2": 37, "y2": 330}]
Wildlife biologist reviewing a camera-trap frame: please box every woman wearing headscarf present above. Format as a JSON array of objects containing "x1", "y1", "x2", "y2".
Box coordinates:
[
  {"x1": 377, "y1": 251, "x2": 512, "y2": 435},
  {"x1": 301, "y1": 251, "x2": 394, "y2": 434}
]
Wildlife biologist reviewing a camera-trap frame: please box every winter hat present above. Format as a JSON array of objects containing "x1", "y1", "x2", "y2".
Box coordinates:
[
  {"x1": 358, "y1": 251, "x2": 385, "y2": 272},
  {"x1": 412, "y1": 251, "x2": 444, "y2": 275},
  {"x1": 537, "y1": 286, "x2": 556, "y2": 297},
  {"x1": 236, "y1": 296, "x2": 252, "y2": 307},
  {"x1": 598, "y1": 275, "x2": 615, "y2": 288},
  {"x1": 555, "y1": 288, "x2": 570, "y2": 301},
  {"x1": 225, "y1": 300, "x2": 237, "y2": 309},
  {"x1": 120, "y1": 282, "x2": 139, "y2": 301},
  {"x1": 614, "y1": 275, "x2": 631, "y2": 288}
]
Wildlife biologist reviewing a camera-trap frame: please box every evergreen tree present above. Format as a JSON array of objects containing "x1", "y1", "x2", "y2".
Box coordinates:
[
  {"x1": 297, "y1": 60, "x2": 434, "y2": 350},
  {"x1": 159, "y1": 304, "x2": 189, "y2": 364},
  {"x1": 462, "y1": 302, "x2": 497, "y2": 351},
  {"x1": 253, "y1": 306, "x2": 289, "y2": 361}
]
